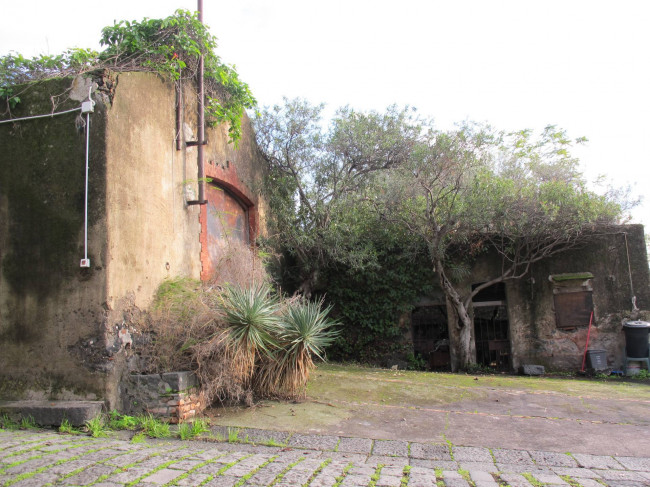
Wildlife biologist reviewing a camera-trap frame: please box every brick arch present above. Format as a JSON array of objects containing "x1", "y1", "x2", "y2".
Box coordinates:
[{"x1": 199, "y1": 165, "x2": 259, "y2": 282}]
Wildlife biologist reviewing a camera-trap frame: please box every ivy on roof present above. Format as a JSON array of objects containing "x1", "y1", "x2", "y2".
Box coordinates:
[{"x1": 0, "y1": 10, "x2": 256, "y2": 143}]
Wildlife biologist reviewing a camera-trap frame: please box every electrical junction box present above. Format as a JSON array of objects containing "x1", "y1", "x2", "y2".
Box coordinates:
[
  {"x1": 80, "y1": 258, "x2": 91, "y2": 268},
  {"x1": 81, "y1": 100, "x2": 95, "y2": 114}
]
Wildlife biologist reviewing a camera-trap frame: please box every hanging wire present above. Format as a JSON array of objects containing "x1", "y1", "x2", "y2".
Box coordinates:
[{"x1": 0, "y1": 107, "x2": 81, "y2": 124}]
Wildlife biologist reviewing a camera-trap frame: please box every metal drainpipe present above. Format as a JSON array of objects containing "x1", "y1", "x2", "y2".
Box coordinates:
[{"x1": 187, "y1": 0, "x2": 208, "y2": 205}]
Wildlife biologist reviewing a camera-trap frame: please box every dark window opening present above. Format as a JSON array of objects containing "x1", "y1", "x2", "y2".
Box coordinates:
[
  {"x1": 411, "y1": 305, "x2": 450, "y2": 370},
  {"x1": 472, "y1": 283, "x2": 510, "y2": 370}
]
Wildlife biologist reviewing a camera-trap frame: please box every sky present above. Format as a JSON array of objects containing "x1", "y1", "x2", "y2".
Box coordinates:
[{"x1": 2, "y1": 0, "x2": 649, "y2": 225}]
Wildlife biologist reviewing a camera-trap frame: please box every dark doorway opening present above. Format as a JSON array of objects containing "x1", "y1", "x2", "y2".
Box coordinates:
[
  {"x1": 472, "y1": 283, "x2": 511, "y2": 370},
  {"x1": 411, "y1": 305, "x2": 450, "y2": 370}
]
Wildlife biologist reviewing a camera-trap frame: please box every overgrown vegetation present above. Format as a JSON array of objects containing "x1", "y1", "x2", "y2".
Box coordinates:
[
  {"x1": 0, "y1": 10, "x2": 255, "y2": 142},
  {"x1": 255, "y1": 99, "x2": 633, "y2": 368},
  {"x1": 139, "y1": 244, "x2": 339, "y2": 404}
]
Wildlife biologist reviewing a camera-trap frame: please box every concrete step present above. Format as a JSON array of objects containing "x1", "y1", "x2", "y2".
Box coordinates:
[{"x1": 0, "y1": 400, "x2": 104, "y2": 427}]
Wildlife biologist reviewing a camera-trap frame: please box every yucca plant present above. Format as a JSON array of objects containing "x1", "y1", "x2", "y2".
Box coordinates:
[
  {"x1": 259, "y1": 298, "x2": 339, "y2": 398},
  {"x1": 219, "y1": 283, "x2": 281, "y2": 386}
]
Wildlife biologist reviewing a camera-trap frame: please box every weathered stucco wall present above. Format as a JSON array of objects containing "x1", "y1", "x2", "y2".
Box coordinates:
[
  {"x1": 0, "y1": 77, "x2": 110, "y2": 401},
  {"x1": 104, "y1": 72, "x2": 202, "y2": 311},
  {"x1": 1, "y1": 72, "x2": 269, "y2": 408},
  {"x1": 512, "y1": 225, "x2": 650, "y2": 370}
]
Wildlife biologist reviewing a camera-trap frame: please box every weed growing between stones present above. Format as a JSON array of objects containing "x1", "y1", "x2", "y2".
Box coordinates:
[
  {"x1": 178, "y1": 418, "x2": 210, "y2": 440},
  {"x1": 130, "y1": 432, "x2": 147, "y2": 444},
  {"x1": 304, "y1": 458, "x2": 332, "y2": 486},
  {"x1": 108, "y1": 410, "x2": 139, "y2": 430},
  {"x1": 368, "y1": 464, "x2": 384, "y2": 487},
  {"x1": 84, "y1": 415, "x2": 110, "y2": 438},
  {"x1": 522, "y1": 472, "x2": 545, "y2": 486},
  {"x1": 400, "y1": 465, "x2": 411, "y2": 487},
  {"x1": 58, "y1": 418, "x2": 78, "y2": 434},
  {"x1": 333, "y1": 462, "x2": 354, "y2": 487},
  {"x1": 138, "y1": 414, "x2": 171, "y2": 438},
  {"x1": 0, "y1": 413, "x2": 18, "y2": 430},
  {"x1": 19, "y1": 415, "x2": 37, "y2": 429},
  {"x1": 227, "y1": 427, "x2": 241, "y2": 443},
  {"x1": 233, "y1": 455, "x2": 277, "y2": 487}
]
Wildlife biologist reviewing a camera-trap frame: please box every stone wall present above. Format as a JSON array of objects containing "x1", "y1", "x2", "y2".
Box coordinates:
[{"x1": 121, "y1": 372, "x2": 205, "y2": 423}]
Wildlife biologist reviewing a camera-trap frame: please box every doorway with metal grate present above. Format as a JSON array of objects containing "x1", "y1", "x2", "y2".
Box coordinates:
[
  {"x1": 472, "y1": 283, "x2": 511, "y2": 370},
  {"x1": 411, "y1": 305, "x2": 450, "y2": 370}
]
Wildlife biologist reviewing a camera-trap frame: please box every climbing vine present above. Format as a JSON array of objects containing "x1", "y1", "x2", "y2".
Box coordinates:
[{"x1": 0, "y1": 10, "x2": 255, "y2": 142}]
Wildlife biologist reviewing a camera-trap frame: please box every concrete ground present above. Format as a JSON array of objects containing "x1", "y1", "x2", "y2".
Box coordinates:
[{"x1": 209, "y1": 365, "x2": 650, "y2": 457}]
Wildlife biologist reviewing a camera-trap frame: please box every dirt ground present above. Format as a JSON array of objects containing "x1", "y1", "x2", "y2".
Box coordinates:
[{"x1": 207, "y1": 364, "x2": 650, "y2": 457}]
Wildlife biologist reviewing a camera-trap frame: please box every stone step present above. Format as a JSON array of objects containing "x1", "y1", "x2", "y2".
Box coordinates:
[{"x1": 0, "y1": 400, "x2": 104, "y2": 427}]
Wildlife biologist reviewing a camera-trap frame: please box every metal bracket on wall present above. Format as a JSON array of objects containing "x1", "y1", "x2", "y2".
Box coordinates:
[
  {"x1": 187, "y1": 200, "x2": 208, "y2": 206},
  {"x1": 185, "y1": 141, "x2": 208, "y2": 147}
]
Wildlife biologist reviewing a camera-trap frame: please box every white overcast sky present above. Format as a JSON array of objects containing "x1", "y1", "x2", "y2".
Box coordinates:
[{"x1": 2, "y1": 0, "x2": 649, "y2": 225}]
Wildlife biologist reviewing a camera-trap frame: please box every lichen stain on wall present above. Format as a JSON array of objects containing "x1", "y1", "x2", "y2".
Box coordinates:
[{"x1": 0, "y1": 76, "x2": 110, "y2": 400}]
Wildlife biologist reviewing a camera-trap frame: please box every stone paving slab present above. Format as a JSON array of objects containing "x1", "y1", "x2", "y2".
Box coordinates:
[
  {"x1": 0, "y1": 429, "x2": 649, "y2": 486},
  {"x1": 287, "y1": 433, "x2": 339, "y2": 450},
  {"x1": 410, "y1": 442, "x2": 452, "y2": 460},
  {"x1": 336, "y1": 436, "x2": 373, "y2": 454},
  {"x1": 452, "y1": 446, "x2": 493, "y2": 462},
  {"x1": 372, "y1": 439, "x2": 409, "y2": 457},
  {"x1": 529, "y1": 450, "x2": 577, "y2": 467}
]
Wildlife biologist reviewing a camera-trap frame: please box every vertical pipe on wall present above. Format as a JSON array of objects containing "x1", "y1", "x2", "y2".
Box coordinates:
[
  {"x1": 187, "y1": 0, "x2": 208, "y2": 205},
  {"x1": 175, "y1": 82, "x2": 182, "y2": 151},
  {"x1": 196, "y1": 0, "x2": 207, "y2": 204}
]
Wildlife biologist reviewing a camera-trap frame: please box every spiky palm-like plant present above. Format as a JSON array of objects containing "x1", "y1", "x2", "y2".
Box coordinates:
[
  {"x1": 259, "y1": 298, "x2": 339, "y2": 398},
  {"x1": 219, "y1": 283, "x2": 281, "y2": 386}
]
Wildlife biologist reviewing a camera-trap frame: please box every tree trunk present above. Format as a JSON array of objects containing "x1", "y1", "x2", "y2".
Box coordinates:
[{"x1": 435, "y1": 259, "x2": 476, "y2": 368}]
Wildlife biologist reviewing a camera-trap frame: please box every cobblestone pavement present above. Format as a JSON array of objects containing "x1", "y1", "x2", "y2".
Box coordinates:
[{"x1": 2, "y1": 429, "x2": 650, "y2": 487}]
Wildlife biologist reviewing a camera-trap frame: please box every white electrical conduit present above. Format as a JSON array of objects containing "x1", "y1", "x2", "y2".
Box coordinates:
[
  {"x1": 0, "y1": 107, "x2": 82, "y2": 124},
  {"x1": 83, "y1": 110, "x2": 90, "y2": 267}
]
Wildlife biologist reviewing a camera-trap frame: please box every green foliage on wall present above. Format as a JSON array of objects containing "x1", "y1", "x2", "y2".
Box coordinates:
[
  {"x1": 0, "y1": 10, "x2": 255, "y2": 143},
  {"x1": 323, "y1": 246, "x2": 435, "y2": 362}
]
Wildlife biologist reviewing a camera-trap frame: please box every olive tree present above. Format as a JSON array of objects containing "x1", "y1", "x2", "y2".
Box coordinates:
[
  {"x1": 254, "y1": 98, "x2": 422, "y2": 295},
  {"x1": 382, "y1": 124, "x2": 625, "y2": 367}
]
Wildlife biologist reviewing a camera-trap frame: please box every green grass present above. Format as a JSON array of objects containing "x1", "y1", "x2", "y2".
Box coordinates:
[
  {"x1": 163, "y1": 452, "x2": 228, "y2": 486},
  {"x1": 233, "y1": 455, "x2": 277, "y2": 487},
  {"x1": 138, "y1": 414, "x2": 171, "y2": 438},
  {"x1": 368, "y1": 464, "x2": 384, "y2": 487},
  {"x1": 125, "y1": 452, "x2": 195, "y2": 487},
  {"x1": 0, "y1": 413, "x2": 18, "y2": 430},
  {"x1": 227, "y1": 427, "x2": 241, "y2": 443},
  {"x1": 58, "y1": 419, "x2": 79, "y2": 434},
  {"x1": 178, "y1": 419, "x2": 210, "y2": 440},
  {"x1": 108, "y1": 410, "x2": 139, "y2": 430},
  {"x1": 19, "y1": 415, "x2": 37, "y2": 430},
  {"x1": 85, "y1": 415, "x2": 110, "y2": 438},
  {"x1": 302, "y1": 459, "x2": 332, "y2": 487},
  {"x1": 269, "y1": 457, "x2": 305, "y2": 486},
  {"x1": 400, "y1": 465, "x2": 411, "y2": 487},
  {"x1": 333, "y1": 462, "x2": 354, "y2": 487},
  {"x1": 131, "y1": 432, "x2": 147, "y2": 444},
  {"x1": 522, "y1": 473, "x2": 544, "y2": 486},
  {"x1": 261, "y1": 437, "x2": 286, "y2": 447}
]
